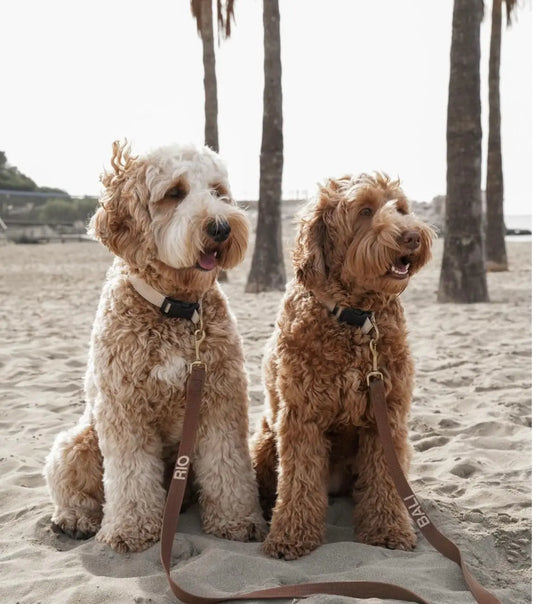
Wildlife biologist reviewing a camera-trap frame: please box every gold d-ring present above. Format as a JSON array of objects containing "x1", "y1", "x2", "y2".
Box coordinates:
[{"x1": 366, "y1": 370, "x2": 384, "y2": 386}]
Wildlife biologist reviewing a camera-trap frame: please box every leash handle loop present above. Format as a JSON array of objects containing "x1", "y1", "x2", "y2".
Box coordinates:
[
  {"x1": 159, "y1": 331, "x2": 501, "y2": 603},
  {"x1": 160, "y1": 366, "x2": 428, "y2": 604}
]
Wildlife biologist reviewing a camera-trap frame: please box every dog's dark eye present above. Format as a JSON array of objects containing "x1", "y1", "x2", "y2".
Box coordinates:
[
  {"x1": 359, "y1": 208, "x2": 373, "y2": 217},
  {"x1": 211, "y1": 183, "x2": 230, "y2": 200},
  {"x1": 165, "y1": 186, "x2": 188, "y2": 201}
]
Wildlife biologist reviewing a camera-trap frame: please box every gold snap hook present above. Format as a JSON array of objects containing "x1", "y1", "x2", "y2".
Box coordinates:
[
  {"x1": 366, "y1": 317, "x2": 383, "y2": 385},
  {"x1": 369, "y1": 338, "x2": 379, "y2": 372},
  {"x1": 194, "y1": 328, "x2": 206, "y2": 362},
  {"x1": 189, "y1": 301, "x2": 207, "y2": 373}
]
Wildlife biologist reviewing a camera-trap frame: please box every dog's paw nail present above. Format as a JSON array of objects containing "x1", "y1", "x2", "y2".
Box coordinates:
[{"x1": 51, "y1": 518, "x2": 100, "y2": 541}]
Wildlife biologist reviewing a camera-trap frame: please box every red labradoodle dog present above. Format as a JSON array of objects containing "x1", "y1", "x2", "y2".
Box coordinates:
[
  {"x1": 44, "y1": 141, "x2": 265, "y2": 552},
  {"x1": 252, "y1": 173, "x2": 434, "y2": 560}
]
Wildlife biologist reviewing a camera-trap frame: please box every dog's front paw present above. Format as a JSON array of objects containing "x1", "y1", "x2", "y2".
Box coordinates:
[
  {"x1": 206, "y1": 514, "x2": 268, "y2": 542},
  {"x1": 355, "y1": 523, "x2": 416, "y2": 551},
  {"x1": 96, "y1": 517, "x2": 161, "y2": 553},
  {"x1": 52, "y1": 509, "x2": 101, "y2": 540},
  {"x1": 262, "y1": 532, "x2": 321, "y2": 560}
]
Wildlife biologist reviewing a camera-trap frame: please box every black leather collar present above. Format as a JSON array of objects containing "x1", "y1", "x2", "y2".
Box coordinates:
[
  {"x1": 129, "y1": 275, "x2": 201, "y2": 324},
  {"x1": 160, "y1": 297, "x2": 200, "y2": 321},
  {"x1": 331, "y1": 305, "x2": 374, "y2": 333}
]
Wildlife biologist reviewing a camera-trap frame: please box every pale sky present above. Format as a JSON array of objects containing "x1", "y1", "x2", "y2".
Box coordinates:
[{"x1": 1, "y1": 0, "x2": 531, "y2": 215}]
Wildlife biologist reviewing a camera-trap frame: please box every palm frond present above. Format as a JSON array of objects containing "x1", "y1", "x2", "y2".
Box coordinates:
[
  {"x1": 190, "y1": 0, "x2": 202, "y2": 33},
  {"x1": 503, "y1": 0, "x2": 519, "y2": 26},
  {"x1": 217, "y1": 0, "x2": 235, "y2": 39}
]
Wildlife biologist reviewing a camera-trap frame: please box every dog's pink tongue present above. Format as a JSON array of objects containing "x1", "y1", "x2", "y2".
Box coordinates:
[{"x1": 198, "y1": 252, "x2": 217, "y2": 271}]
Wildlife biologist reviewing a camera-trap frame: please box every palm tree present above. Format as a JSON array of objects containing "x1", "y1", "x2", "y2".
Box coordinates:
[
  {"x1": 485, "y1": 0, "x2": 517, "y2": 272},
  {"x1": 438, "y1": 0, "x2": 489, "y2": 303},
  {"x1": 191, "y1": 0, "x2": 234, "y2": 282},
  {"x1": 245, "y1": 0, "x2": 286, "y2": 293},
  {"x1": 190, "y1": 0, "x2": 235, "y2": 152}
]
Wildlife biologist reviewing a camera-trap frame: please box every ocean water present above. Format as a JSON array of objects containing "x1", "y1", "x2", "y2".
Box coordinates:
[{"x1": 505, "y1": 214, "x2": 531, "y2": 242}]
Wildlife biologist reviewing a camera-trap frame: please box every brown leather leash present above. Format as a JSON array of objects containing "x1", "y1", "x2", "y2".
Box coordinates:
[{"x1": 160, "y1": 321, "x2": 502, "y2": 603}]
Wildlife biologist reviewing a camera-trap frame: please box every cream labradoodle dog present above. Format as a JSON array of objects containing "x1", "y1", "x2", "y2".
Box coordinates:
[
  {"x1": 44, "y1": 141, "x2": 265, "y2": 552},
  {"x1": 252, "y1": 173, "x2": 434, "y2": 560}
]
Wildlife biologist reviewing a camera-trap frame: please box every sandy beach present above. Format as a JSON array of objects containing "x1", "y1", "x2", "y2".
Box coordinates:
[{"x1": 0, "y1": 221, "x2": 530, "y2": 603}]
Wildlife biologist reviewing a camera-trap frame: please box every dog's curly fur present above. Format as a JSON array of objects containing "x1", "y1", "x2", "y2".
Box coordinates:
[
  {"x1": 44, "y1": 141, "x2": 265, "y2": 552},
  {"x1": 251, "y1": 173, "x2": 434, "y2": 560}
]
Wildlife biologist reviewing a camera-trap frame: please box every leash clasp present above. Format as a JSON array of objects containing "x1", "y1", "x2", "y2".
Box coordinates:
[
  {"x1": 189, "y1": 303, "x2": 207, "y2": 373},
  {"x1": 366, "y1": 317, "x2": 383, "y2": 385}
]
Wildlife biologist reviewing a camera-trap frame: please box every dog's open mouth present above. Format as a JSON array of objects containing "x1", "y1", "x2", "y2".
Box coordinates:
[
  {"x1": 387, "y1": 256, "x2": 411, "y2": 279},
  {"x1": 196, "y1": 249, "x2": 220, "y2": 271}
]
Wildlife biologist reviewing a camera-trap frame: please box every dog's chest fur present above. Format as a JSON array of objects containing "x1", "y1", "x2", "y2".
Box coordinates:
[
  {"x1": 271, "y1": 288, "x2": 414, "y2": 428},
  {"x1": 87, "y1": 272, "x2": 242, "y2": 443}
]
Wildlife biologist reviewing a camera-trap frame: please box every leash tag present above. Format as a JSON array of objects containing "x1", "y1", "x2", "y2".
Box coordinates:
[
  {"x1": 403, "y1": 494, "x2": 431, "y2": 529},
  {"x1": 172, "y1": 455, "x2": 191, "y2": 481}
]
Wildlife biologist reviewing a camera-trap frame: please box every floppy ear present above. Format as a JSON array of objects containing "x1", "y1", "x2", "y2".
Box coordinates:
[
  {"x1": 88, "y1": 141, "x2": 146, "y2": 260},
  {"x1": 293, "y1": 180, "x2": 338, "y2": 289}
]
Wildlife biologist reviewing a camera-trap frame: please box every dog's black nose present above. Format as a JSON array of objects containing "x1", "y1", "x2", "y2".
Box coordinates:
[
  {"x1": 402, "y1": 230, "x2": 421, "y2": 250},
  {"x1": 206, "y1": 219, "x2": 231, "y2": 243}
]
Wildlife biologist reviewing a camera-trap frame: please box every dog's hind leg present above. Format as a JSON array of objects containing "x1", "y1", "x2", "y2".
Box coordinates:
[
  {"x1": 44, "y1": 418, "x2": 104, "y2": 539},
  {"x1": 250, "y1": 416, "x2": 278, "y2": 520}
]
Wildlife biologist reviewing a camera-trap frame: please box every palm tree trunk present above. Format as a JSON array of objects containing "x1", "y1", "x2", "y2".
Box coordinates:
[
  {"x1": 485, "y1": 0, "x2": 508, "y2": 271},
  {"x1": 438, "y1": 0, "x2": 489, "y2": 303},
  {"x1": 198, "y1": 0, "x2": 226, "y2": 280},
  {"x1": 245, "y1": 0, "x2": 286, "y2": 293},
  {"x1": 200, "y1": 0, "x2": 219, "y2": 152}
]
